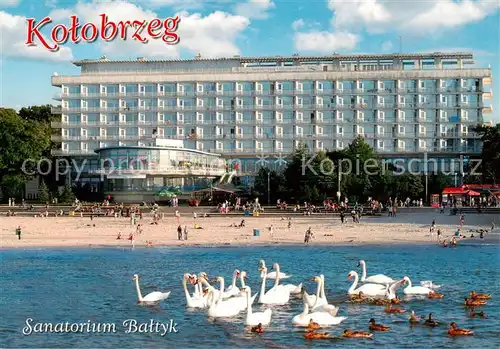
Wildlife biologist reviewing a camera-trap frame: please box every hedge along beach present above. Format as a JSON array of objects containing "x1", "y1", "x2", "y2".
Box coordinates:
[{"x1": 1, "y1": 207, "x2": 496, "y2": 248}]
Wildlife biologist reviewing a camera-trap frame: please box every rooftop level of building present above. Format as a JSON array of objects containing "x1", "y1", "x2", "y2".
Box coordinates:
[{"x1": 68, "y1": 52, "x2": 478, "y2": 76}]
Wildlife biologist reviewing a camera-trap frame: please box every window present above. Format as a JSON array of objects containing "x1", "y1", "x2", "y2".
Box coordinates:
[
  {"x1": 398, "y1": 110, "x2": 405, "y2": 121},
  {"x1": 296, "y1": 112, "x2": 303, "y2": 122},
  {"x1": 236, "y1": 83, "x2": 243, "y2": 92},
  {"x1": 256, "y1": 97, "x2": 263, "y2": 107},
  {"x1": 440, "y1": 95, "x2": 447, "y2": 104},
  {"x1": 100, "y1": 85, "x2": 107, "y2": 94},
  {"x1": 419, "y1": 80, "x2": 425, "y2": 89},
  {"x1": 196, "y1": 113, "x2": 204, "y2": 123},
  {"x1": 100, "y1": 100, "x2": 107, "y2": 108},
  {"x1": 216, "y1": 112, "x2": 224, "y2": 122},
  {"x1": 316, "y1": 126, "x2": 323, "y2": 135},
  {"x1": 81, "y1": 114, "x2": 88, "y2": 123},
  {"x1": 276, "y1": 82, "x2": 283, "y2": 93},
  {"x1": 461, "y1": 110, "x2": 468, "y2": 120},
  {"x1": 275, "y1": 111, "x2": 283, "y2": 122},
  {"x1": 419, "y1": 95, "x2": 427, "y2": 104},
  {"x1": 177, "y1": 99, "x2": 184, "y2": 109},
  {"x1": 296, "y1": 82, "x2": 303, "y2": 92},
  {"x1": 255, "y1": 127, "x2": 263, "y2": 137},
  {"x1": 255, "y1": 112, "x2": 263, "y2": 122},
  {"x1": 139, "y1": 85, "x2": 145, "y2": 94},
  {"x1": 419, "y1": 140, "x2": 426, "y2": 149},
  {"x1": 158, "y1": 85, "x2": 164, "y2": 94},
  {"x1": 235, "y1": 112, "x2": 242, "y2": 122},
  {"x1": 177, "y1": 127, "x2": 184, "y2": 137},
  {"x1": 377, "y1": 81, "x2": 384, "y2": 90},
  {"x1": 461, "y1": 95, "x2": 468, "y2": 104},
  {"x1": 177, "y1": 84, "x2": 184, "y2": 93},
  {"x1": 419, "y1": 125, "x2": 426, "y2": 134},
  {"x1": 275, "y1": 126, "x2": 283, "y2": 137},
  {"x1": 440, "y1": 79, "x2": 446, "y2": 89},
  {"x1": 336, "y1": 81, "x2": 343, "y2": 91},
  {"x1": 216, "y1": 141, "x2": 223, "y2": 150},
  {"x1": 100, "y1": 128, "x2": 106, "y2": 136},
  {"x1": 215, "y1": 127, "x2": 223, "y2": 136},
  {"x1": 440, "y1": 110, "x2": 448, "y2": 120},
  {"x1": 197, "y1": 98, "x2": 203, "y2": 107},
  {"x1": 139, "y1": 99, "x2": 145, "y2": 108},
  {"x1": 377, "y1": 110, "x2": 385, "y2": 121},
  {"x1": 337, "y1": 126, "x2": 343, "y2": 135},
  {"x1": 378, "y1": 140, "x2": 384, "y2": 149},
  {"x1": 398, "y1": 125, "x2": 405, "y2": 134},
  {"x1": 316, "y1": 97, "x2": 323, "y2": 107},
  {"x1": 255, "y1": 82, "x2": 263, "y2": 93},
  {"x1": 377, "y1": 125, "x2": 384, "y2": 135},
  {"x1": 236, "y1": 141, "x2": 242, "y2": 150},
  {"x1": 337, "y1": 140, "x2": 344, "y2": 149},
  {"x1": 158, "y1": 113, "x2": 164, "y2": 122},
  {"x1": 216, "y1": 83, "x2": 223, "y2": 92},
  {"x1": 235, "y1": 127, "x2": 242, "y2": 136},
  {"x1": 119, "y1": 85, "x2": 125, "y2": 94},
  {"x1": 419, "y1": 110, "x2": 426, "y2": 120},
  {"x1": 276, "y1": 141, "x2": 283, "y2": 151},
  {"x1": 337, "y1": 111, "x2": 343, "y2": 121},
  {"x1": 81, "y1": 100, "x2": 88, "y2": 109},
  {"x1": 357, "y1": 111, "x2": 364, "y2": 121},
  {"x1": 357, "y1": 96, "x2": 365, "y2": 105},
  {"x1": 296, "y1": 126, "x2": 303, "y2": 136},
  {"x1": 276, "y1": 97, "x2": 283, "y2": 107},
  {"x1": 398, "y1": 80, "x2": 405, "y2": 89},
  {"x1": 337, "y1": 96, "x2": 344, "y2": 106},
  {"x1": 316, "y1": 111, "x2": 324, "y2": 122},
  {"x1": 398, "y1": 95, "x2": 405, "y2": 105},
  {"x1": 177, "y1": 113, "x2": 184, "y2": 123},
  {"x1": 357, "y1": 126, "x2": 364, "y2": 135},
  {"x1": 196, "y1": 142, "x2": 203, "y2": 151},
  {"x1": 81, "y1": 142, "x2": 88, "y2": 151},
  {"x1": 158, "y1": 99, "x2": 164, "y2": 108},
  {"x1": 217, "y1": 98, "x2": 223, "y2": 107},
  {"x1": 197, "y1": 84, "x2": 203, "y2": 93},
  {"x1": 81, "y1": 129, "x2": 88, "y2": 137},
  {"x1": 255, "y1": 141, "x2": 263, "y2": 150},
  {"x1": 316, "y1": 141, "x2": 323, "y2": 150},
  {"x1": 377, "y1": 96, "x2": 385, "y2": 106},
  {"x1": 356, "y1": 80, "x2": 364, "y2": 91},
  {"x1": 296, "y1": 97, "x2": 303, "y2": 107},
  {"x1": 158, "y1": 128, "x2": 164, "y2": 136},
  {"x1": 316, "y1": 81, "x2": 323, "y2": 91},
  {"x1": 138, "y1": 113, "x2": 145, "y2": 122},
  {"x1": 398, "y1": 140, "x2": 405, "y2": 149},
  {"x1": 236, "y1": 98, "x2": 243, "y2": 107}
]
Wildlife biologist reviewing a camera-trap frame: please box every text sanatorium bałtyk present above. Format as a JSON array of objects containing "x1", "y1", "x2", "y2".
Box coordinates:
[{"x1": 25, "y1": 14, "x2": 180, "y2": 51}]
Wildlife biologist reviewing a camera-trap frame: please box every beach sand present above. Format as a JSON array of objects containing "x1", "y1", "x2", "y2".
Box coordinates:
[{"x1": 0, "y1": 208, "x2": 496, "y2": 248}]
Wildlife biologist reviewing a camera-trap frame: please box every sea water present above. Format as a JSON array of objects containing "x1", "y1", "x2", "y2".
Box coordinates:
[{"x1": 1, "y1": 243, "x2": 499, "y2": 348}]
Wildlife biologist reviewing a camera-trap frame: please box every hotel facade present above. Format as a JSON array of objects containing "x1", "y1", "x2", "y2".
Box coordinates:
[{"x1": 51, "y1": 52, "x2": 493, "y2": 195}]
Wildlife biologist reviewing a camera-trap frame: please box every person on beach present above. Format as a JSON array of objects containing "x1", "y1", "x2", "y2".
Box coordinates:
[
  {"x1": 437, "y1": 229, "x2": 441, "y2": 242},
  {"x1": 15, "y1": 226, "x2": 22, "y2": 240},
  {"x1": 340, "y1": 211, "x2": 345, "y2": 224},
  {"x1": 287, "y1": 221, "x2": 292, "y2": 229},
  {"x1": 136, "y1": 224, "x2": 143, "y2": 235},
  {"x1": 116, "y1": 232, "x2": 122, "y2": 240},
  {"x1": 430, "y1": 219, "x2": 436, "y2": 233},
  {"x1": 128, "y1": 233, "x2": 135, "y2": 248},
  {"x1": 451, "y1": 237, "x2": 457, "y2": 247},
  {"x1": 183, "y1": 226, "x2": 188, "y2": 240},
  {"x1": 177, "y1": 225, "x2": 183, "y2": 240},
  {"x1": 193, "y1": 212, "x2": 197, "y2": 220},
  {"x1": 269, "y1": 225, "x2": 274, "y2": 237},
  {"x1": 442, "y1": 239, "x2": 447, "y2": 247},
  {"x1": 460, "y1": 214, "x2": 465, "y2": 226},
  {"x1": 175, "y1": 210, "x2": 180, "y2": 224}
]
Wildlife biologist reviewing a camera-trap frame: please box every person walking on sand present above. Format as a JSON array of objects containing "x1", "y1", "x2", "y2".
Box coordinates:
[
  {"x1": 183, "y1": 226, "x2": 188, "y2": 240},
  {"x1": 15, "y1": 226, "x2": 22, "y2": 240},
  {"x1": 269, "y1": 224, "x2": 274, "y2": 238},
  {"x1": 460, "y1": 214, "x2": 465, "y2": 227},
  {"x1": 175, "y1": 210, "x2": 180, "y2": 224},
  {"x1": 177, "y1": 225, "x2": 183, "y2": 240},
  {"x1": 430, "y1": 219, "x2": 436, "y2": 233}
]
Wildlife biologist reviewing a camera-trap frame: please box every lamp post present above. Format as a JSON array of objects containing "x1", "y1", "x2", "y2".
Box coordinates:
[{"x1": 267, "y1": 171, "x2": 271, "y2": 205}]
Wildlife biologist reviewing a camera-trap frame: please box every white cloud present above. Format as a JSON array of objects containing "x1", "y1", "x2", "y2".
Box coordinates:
[
  {"x1": 291, "y1": 18, "x2": 305, "y2": 31},
  {"x1": 234, "y1": 0, "x2": 275, "y2": 20},
  {"x1": 327, "y1": 0, "x2": 500, "y2": 35},
  {"x1": 52, "y1": 0, "x2": 250, "y2": 58},
  {"x1": 0, "y1": 11, "x2": 74, "y2": 62},
  {"x1": 0, "y1": 0, "x2": 20, "y2": 7},
  {"x1": 294, "y1": 31, "x2": 359, "y2": 53},
  {"x1": 48, "y1": 8, "x2": 72, "y2": 21},
  {"x1": 44, "y1": 0, "x2": 57, "y2": 8},
  {"x1": 381, "y1": 40, "x2": 393, "y2": 52},
  {"x1": 133, "y1": 0, "x2": 206, "y2": 10}
]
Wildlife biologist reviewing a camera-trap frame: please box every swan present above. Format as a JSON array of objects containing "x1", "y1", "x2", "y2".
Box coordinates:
[
  {"x1": 222, "y1": 270, "x2": 241, "y2": 298},
  {"x1": 183, "y1": 274, "x2": 207, "y2": 308},
  {"x1": 239, "y1": 270, "x2": 248, "y2": 288},
  {"x1": 268, "y1": 263, "x2": 296, "y2": 294},
  {"x1": 403, "y1": 276, "x2": 433, "y2": 295},
  {"x1": 304, "y1": 275, "x2": 322, "y2": 307},
  {"x1": 206, "y1": 277, "x2": 241, "y2": 318},
  {"x1": 259, "y1": 260, "x2": 291, "y2": 279},
  {"x1": 132, "y1": 274, "x2": 171, "y2": 305},
  {"x1": 292, "y1": 291, "x2": 347, "y2": 327},
  {"x1": 243, "y1": 286, "x2": 272, "y2": 326},
  {"x1": 199, "y1": 276, "x2": 256, "y2": 312},
  {"x1": 385, "y1": 279, "x2": 406, "y2": 300},
  {"x1": 358, "y1": 260, "x2": 395, "y2": 285},
  {"x1": 193, "y1": 272, "x2": 210, "y2": 299},
  {"x1": 420, "y1": 280, "x2": 441, "y2": 289},
  {"x1": 258, "y1": 266, "x2": 290, "y2": 305},
  {"x1": 312, "y1": 275, "x2": 339, "y2": 316},
  {"x1": 347, "y1": 271, "x2": 386, "y2": 297}
]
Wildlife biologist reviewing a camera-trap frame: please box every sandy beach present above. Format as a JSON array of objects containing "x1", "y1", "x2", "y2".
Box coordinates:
[{"x1": 1, "y1": 208, "x2": 497, "y2": 248}]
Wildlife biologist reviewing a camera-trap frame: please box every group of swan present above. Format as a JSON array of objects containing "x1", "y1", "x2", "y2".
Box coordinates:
[{"x1": 351, "y1": 260, "x2": 441, "y2": 297}]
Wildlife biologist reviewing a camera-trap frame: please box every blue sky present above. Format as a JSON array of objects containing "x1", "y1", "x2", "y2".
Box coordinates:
[{"x1": 0, "y1": 0, "x2": 499, "y2": 123}]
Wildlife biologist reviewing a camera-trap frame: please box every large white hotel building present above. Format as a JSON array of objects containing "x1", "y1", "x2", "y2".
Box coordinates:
[{"x1": 51, "y1": 52, "x2": 493, "y2": 197}]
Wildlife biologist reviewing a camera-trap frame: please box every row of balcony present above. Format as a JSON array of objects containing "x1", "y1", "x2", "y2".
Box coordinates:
[
  {"x1": 51, "y1": 118, "x2": 477, "y2": 128},
  {"x1": 51, "y1": 103, "x2": 487, "y2": 114},
  {"x1": 54, "y1": 87, "x2": 486, "y2": 99},
  {"x1": 87, "y1": 167, "x2": 226, "y2": 177},
  {"x1": 51, "y1": 132, "x2": 481, "y2": 142}
]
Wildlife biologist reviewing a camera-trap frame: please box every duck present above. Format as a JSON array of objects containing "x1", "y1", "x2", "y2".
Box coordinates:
[
  {"x1": 424, "y1": 313, "x2": 440, "y2": 327},
  {"x1": 369, "y1": 318, "x2": 390, "y2": 331},
  {"x1": 409, "y1": 311, "x2": 422, "y2": 324},
  {"x1": 304, "y1": 332, "x2": 329, "y2": 340},
  {"x1": 250, "y1": 323, "x2": 264, "y2": 334},
  {"x1": 448, "y1": 322, "x2": 474, "y2": 336},
  {"x1": 306, "y1": 319, "x2": 321, "y2": 332},
  {"x1": 469, "y1": 310, "x2": 487, "y2": 318},
  {"x1": 385, "y1": 304, "x2": 406, "y2": 313},
  {"x1": 464, "y1": 297, "x2": 487, "y2": 306},
  {"x1": 427, "y1": 292, "x2": 444, "y2": 299},
  {"x1": 342, "y1": 329, "x2": 373, "y2": 339},
  {"x1": 349, "y1": 291, "x2": 366, "y2": 303},
  {"x1": 470, "y1": 291, "x2": 491, "y2": 300}
]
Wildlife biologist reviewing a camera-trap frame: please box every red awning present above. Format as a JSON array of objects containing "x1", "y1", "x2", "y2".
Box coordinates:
[
  {"x1": 442, "y1": 187, "x2": 468, "y2": 195},
  {"x1": 467, "y1": 190, "x2": 481, "y2": 196}
]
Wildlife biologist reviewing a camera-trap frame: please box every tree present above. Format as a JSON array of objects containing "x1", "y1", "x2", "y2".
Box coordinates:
[
  {"x1": 392, "y1": 173, "x2": 424, "y2": 199},
  {"x1": 0, "y1": 108, "x2": 51, "y2": 200},
  {"x1": 472, "y1": 124, "x2": 500, "y2": 184},
  {"x1": 59, "y1": 183, "x2": 75, "y2": 203},
  {"x1": 38, "y1": 180, "x2": 50, "y2": 203}
]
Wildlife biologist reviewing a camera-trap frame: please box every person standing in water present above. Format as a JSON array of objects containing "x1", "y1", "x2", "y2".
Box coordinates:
[{"x1": 15, "y1": 226, "x2": 22, "y2": 240}]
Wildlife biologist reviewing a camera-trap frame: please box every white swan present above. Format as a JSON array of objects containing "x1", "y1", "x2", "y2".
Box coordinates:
[
  {"x1": 292, "y1": 291, "x2": 347, "y2": 327},
  {"x1": 193, "y1": 272, "x2": 209, "y2": 299},
  {"x1": 278, "y1": 263, "x2": 302, "y2": 294},
  {"x1": 183, "y1": 274, "x2": 207, "y2": 309},
  {"x1": 243, "y1": 286, "x2": 272, "y2": 326},
  {"x1": 268, "y1": 263, "x2": 295, "y2": 294},
  {"x1": 385, "y1": 279, "x2": 406, "y2": 300},
  {"x1": 420, "y1": 280, "x2": 441, "y2": 289},
  {"x1": 206, "y1": 277, "x2": 241, "y2": 318},
  {"x1": 199, "y1": 276, "x2": 256, "y2": 312},
  {"x1": 259, "y1": 260, "x2": 291, "y2": 279},
  {"x1": 304, "y1": 275, "x2": 322, "y2": 307},
  {"x1": 222, "y1": 270, "x2": 241, "y2": 298},
  {"x1": 347, "y1": 271, "x2": 386, "y2": 297},
  {"x1": 358, "y1": 260, "x2": 395, "y2": 285},
  {"x1": 312, "y1": 275, "x2": 339, "y2": 316},
  {"x1": 403, "y1": 276, "x2": 433, "y2": 295},
  {"x1": 133, "y1": 274, "x2": 171, "y2": 305},
  {"x1": 258, "y1": 266, "x2": 290, "y2": 305}
]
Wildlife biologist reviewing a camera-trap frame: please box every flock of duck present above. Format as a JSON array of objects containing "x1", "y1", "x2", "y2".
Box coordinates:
[{"x1": 132, "y1": 259, "x2": 491, "y2": 340}]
